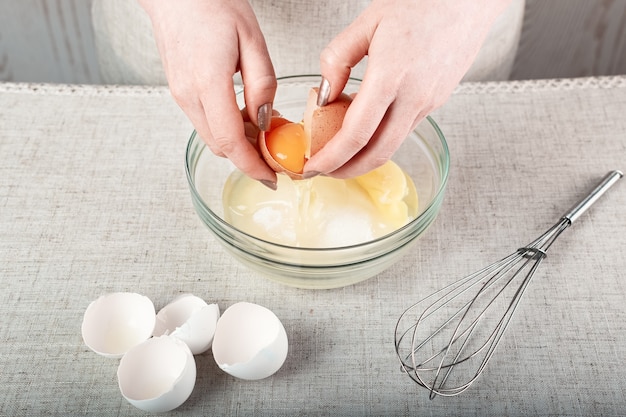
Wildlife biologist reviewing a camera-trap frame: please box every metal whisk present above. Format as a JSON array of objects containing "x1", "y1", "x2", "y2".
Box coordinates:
[{"x1": 395, "y1": 170, "x2": 623, "y2": 399}]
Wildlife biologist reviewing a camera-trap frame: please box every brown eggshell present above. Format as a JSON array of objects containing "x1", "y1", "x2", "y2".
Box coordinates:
[
  {"x1": 259, "y1": 89, "x2": 352, "y2": 180},
  {"x1": 303, "y1": 87, "x2": 352, "y2": 157}
]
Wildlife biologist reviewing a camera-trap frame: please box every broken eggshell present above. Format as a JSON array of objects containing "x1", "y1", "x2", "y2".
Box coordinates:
[
  {"x1": 81, "y1": 292, "x2": 156, "y2": 358},
  {"x1": 82, "y1": 294, "x2": 289, "y2": 411},
  {"x1": 303, "y1": 87, "x2": 352, "y2": 157},
  {"x1": 117, "y1": 335, "x2": 196, "y2": 413},
  {"x1": 81, "y1": 292, "x2": 219, "y2": 412},
  {"x1": 153, "y1": 293, "x2": 220, "y2": 355},
  {"x1": 258, "y1": 87, "x2": 352, "y2": 179},
  {"x1": 212, "y1": 302, "x2": 288, "y2": 380}
]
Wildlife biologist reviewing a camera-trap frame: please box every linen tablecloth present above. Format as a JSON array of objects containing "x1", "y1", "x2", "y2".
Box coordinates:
[{"x1": 1, "y1": 76, "x2": 625, "y2": 416}]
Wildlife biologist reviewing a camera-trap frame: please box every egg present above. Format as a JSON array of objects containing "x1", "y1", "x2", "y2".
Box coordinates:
[
  {"x1": 117, "y1": 335, "x2": 196, "y2": 413},
  {"x1": 212, "y1": 302, "x2": 288, "y2": 380},
  {"x1": 259, "y1": 87, "x2": 352, "y2": 179},
  {"x1": 81, "y1": 292, "x2": 156, "y2": 358},
  {"x1": 153, "y1": 293, "x2": 220, "y2": 355},
  {"x1": 261, "y1": 121, "x2": 308, "y2": 174}
]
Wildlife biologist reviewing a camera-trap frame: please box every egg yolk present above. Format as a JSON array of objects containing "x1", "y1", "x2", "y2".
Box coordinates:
[
  {"x1": 269, "y1": 116, "x2": 291, "y2": 130},
  {"x1": 354, "y1": 161, "x2": 416, "y2": 228},
  {"x1": 264, "y1": 122, "x2": 307, "y2": 173}
]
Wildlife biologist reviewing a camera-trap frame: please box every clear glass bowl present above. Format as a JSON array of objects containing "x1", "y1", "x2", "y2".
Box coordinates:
[{"x1": 185, "y1": 75, "x2": 449, "y2": 289}]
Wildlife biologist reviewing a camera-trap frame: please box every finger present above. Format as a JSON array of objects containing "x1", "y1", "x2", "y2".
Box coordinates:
[
  {"x1": 201, "y1": 75, "x2": 276, "y2": 183},
  {"x1": 238, "y1": 23, "x2": 277, "y2": 131},
  {"x1": 243, "y1": 120, "x2": 259, "y2": 146},
  {"x1": 303, "y1": 75, "x2": 393, "y2": 175},
  {"x1": 240, "y1": 106, "x2": 281, "y2": 123},
  {"x1": 319, "y1": 11, "x2": 373, "y2": 102},
  {"x1": 329, "y1": 101, "x2": 428, "y2": 179},
  {"x1": 176, "y1": 94, "x2": 226, "y2": 158},
  {"x1": 241, "y1": 107, "x2": 281, "y2": 147}
]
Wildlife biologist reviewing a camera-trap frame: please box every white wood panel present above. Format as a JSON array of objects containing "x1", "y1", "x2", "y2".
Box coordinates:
[
  {"x1": 0, "y1": 0, "x2": 624, "y2": 84},
  {"x1": 512, "y1": 0, "x2": 626, "y2": 79},
  {"x1": 0, "y1": 0, "x2": 100, "y2": 83}
]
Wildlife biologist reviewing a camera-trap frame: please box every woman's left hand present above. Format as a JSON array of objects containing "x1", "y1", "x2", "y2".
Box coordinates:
[{"x1": 304, "y1": 0, "x2": 511, "y2": 178}]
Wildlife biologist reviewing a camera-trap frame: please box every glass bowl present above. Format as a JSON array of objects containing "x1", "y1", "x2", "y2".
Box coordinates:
[{"x1": 185, "y1": 75, "x2": 449, "y2": 289}]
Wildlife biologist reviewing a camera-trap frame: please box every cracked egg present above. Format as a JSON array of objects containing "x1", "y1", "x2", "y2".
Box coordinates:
[{"x1": 259, "y1": 87, "x2": 352, "y2": 179}]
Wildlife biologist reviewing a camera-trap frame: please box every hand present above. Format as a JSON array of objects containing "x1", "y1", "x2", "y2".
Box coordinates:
[
  {"x1": 139, "y1": 0, "x2": 278, "y2": 188},
  {"x1": 305, "y1": 0, "x2": 511, "y2": 178}
]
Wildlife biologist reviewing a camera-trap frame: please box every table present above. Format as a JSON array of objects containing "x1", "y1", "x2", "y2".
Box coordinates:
[{"x1": 1, "y1": 76, "x2": 625, "y2": 416}]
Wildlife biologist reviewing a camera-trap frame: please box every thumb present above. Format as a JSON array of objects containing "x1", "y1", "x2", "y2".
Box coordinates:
[
  {"x1": 319, "y1": 14, "x2": 372, "y2": 102},
  {"x1": 239, "y1": 30, "x2": 277, "y2": 131}
]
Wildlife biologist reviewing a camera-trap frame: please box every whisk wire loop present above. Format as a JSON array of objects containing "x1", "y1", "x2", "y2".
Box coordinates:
[
  {"x1": 395, "y1": 169, "x2": 622, "y2": 399},
  {"x1": 396, "y1": 218, "x2": 571, "y2": 398}
]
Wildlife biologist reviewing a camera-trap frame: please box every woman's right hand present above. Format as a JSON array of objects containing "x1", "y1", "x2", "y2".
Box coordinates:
[{"x1": 139, "y1": 0, "x2": 279, "y2": 188}]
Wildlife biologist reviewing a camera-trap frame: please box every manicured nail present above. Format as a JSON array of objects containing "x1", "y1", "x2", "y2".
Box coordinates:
[
  {"x1": 259, "y1": 179, "x2": 277, "y2": 191},
  {"x1": 317, "y1": 78, "x2": 330, "y2": 107},
  {"x1": 257, "y1": 102, "x2": 272, "y2": 132},
  {"x1": 302, "y1": 171, "x2": 321, "y2": 179}
]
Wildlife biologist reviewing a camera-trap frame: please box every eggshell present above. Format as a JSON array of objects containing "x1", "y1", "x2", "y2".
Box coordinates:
[
  {"x1": 212, "y1": 302, "x2": 288, "y2": 380},
  {"x1": 152, "y1": 294, "x2": 220, "y2": 355},
  {"x1": 303, "y1": 87, "x2": 352, "y2": 156},
  {"x1": 81, "y1": 292, "x2": 156, "y2": 358},
  {"x1": 259, "y1": 88, "x2": 352, "y2": 179},
  {"x1": 117, "y1": 335, "x2": 196, "y2": 413}
]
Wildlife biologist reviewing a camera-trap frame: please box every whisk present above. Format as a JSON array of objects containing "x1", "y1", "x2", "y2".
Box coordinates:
[{"x1": 395, "y1": 170, "x2": 623, "y2": 399}]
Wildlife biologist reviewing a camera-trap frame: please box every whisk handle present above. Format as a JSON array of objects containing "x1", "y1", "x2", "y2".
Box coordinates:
[{"x1": 562, "y1": 170, "x2": 623, "y2": 223}]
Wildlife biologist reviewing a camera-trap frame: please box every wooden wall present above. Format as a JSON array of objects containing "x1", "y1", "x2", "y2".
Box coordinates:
[
  {"x1": 0, "y1": 0, "x2": 625, "y2": 84},
  {"x1": 0, "y1": 0, "x2": 100, "y2": 83},
  {"x1": 511, "y1": 0, "x2": 626, "y2": 79}
]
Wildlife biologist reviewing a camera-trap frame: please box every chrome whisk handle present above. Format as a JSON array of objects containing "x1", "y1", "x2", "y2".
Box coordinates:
[{"x1": 561, "y1": 170, "x2": 623, "y2": 224}]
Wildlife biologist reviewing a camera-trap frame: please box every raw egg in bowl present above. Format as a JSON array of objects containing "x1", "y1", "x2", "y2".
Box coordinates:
[{"x1": 185, "y1": 75, "x2": 449, "y2": 289}]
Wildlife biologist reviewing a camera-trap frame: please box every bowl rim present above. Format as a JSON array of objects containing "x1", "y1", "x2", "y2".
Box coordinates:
[{"x1": 185, "y1": 76, "x2": 449, "y2": 253}]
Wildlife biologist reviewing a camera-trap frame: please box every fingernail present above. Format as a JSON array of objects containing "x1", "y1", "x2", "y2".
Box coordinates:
[
  {"x1": 317, "y1": 78, "x2": 330, "y2": 107},
  {"x1": 259, "y1": 179, "x2": 277, "y2": 191},
  {"x1": 257, "y1": 102, "x2": 272, "y2": 132},
  {"x1": 302, "y1": 171, "x2": 321, "y2": 179}
]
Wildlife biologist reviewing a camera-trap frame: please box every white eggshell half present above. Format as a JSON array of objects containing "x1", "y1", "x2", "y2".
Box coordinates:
[
  {"x1": 117, "y1": 335, "x2": 196, "y2": 413},
  {"x1": 81, "y1": 292, "x2": 156, "y2": 358},
  {"x1": 152, "y1": 294, "x2": 220, "y2": 355},
  {"x1": 212, "y1": 302, "x2": 288, "y2": 380}
]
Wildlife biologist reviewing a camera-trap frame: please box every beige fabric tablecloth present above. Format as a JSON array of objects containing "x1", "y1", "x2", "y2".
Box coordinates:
[{"x1": 1, "y1": 76, "x2": 625, "y2": 416}]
